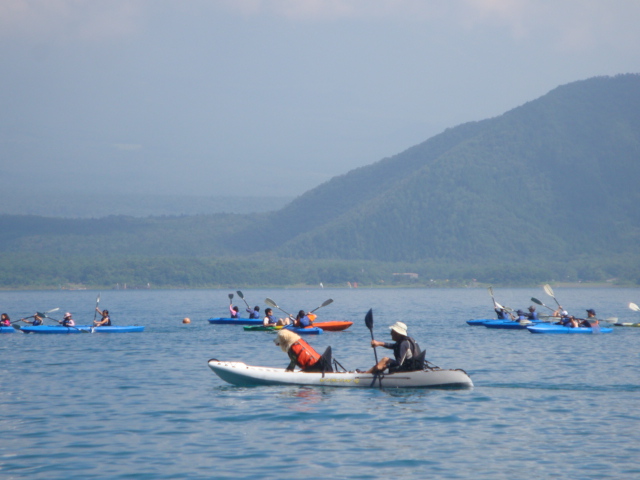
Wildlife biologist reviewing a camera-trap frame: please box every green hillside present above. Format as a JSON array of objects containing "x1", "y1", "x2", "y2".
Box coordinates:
[{"x1": 2, "y1": 74, "x2": 640, "y2": 288}]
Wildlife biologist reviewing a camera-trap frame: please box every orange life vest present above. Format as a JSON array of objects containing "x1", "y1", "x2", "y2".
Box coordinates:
[{"x1": 289, "y1": 339, "x2": 321, "y2": 370}]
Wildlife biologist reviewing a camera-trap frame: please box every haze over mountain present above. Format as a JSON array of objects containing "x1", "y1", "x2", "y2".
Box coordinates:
[
  {"x1": 2, "y1": 74, "x2": 639, "y2": 287},
  {"x1": 230, "y1": 74, "x2": 640, "y2": 264}
]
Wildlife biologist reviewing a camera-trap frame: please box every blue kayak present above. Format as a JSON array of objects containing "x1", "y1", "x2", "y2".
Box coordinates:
[
  {"x1": 20, "y1": 325, "x2": 145, "y2": 334},
  {"x1": 527, "y1": 324, "x2": 612, "y2": 334},
  {"x1": 208, "y1": 317, "x2": 263, "y2": 325},
  {"x1": 484, "y1": 320, "x2": 533, "y2": 330},
  {"x1": 1, "y1": 326, "x2": 16, "y2": 333},
  {"x1": 243, "y1": 325, "x2": 323, "y2": 335},
  {"x1": 467, "y1": 319, "x2": 499, "y2": 326}
]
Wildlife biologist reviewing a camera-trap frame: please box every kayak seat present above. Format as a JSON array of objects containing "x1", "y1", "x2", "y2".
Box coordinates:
[
  {"x1": 303, "y1": 346, "x2": 334, "y2": 375},
  {"x1": 410, "y1": 350, "x2": 427, "y2": 371}
]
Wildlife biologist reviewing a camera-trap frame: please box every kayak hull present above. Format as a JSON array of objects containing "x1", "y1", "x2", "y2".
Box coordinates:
[
  {"x1": 208, "y1": 317, "x2": 263, "y2": 325},
  {"x1": 484, "y1": 320, "x2": 542, "y2": 329},
  {"x1": 20, "y1": 325, "x2": 145, "y2": 334},
  {"x1": 467, "y1": 319, "x2": 498, "y2": 326},
  {"x1": 526, "y1": 324, "x2": 612, "y2": 334},
  {"x1": 243, "y1": 325, "x2": 323, "y2": 335},
  {"x1": 311, "y1": 321, "x2": 353, "y2": 331},
  {"x1": 1, "y1": 326, "x2": 15, "y2": 333},
  {"x1": 207, "y1": 360, "x2": 473, "y2": 389}
]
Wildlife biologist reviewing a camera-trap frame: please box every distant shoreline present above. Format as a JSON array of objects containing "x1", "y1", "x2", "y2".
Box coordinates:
[{"x1": 1, "y1": 282, "x2": 636, "y2": 292}]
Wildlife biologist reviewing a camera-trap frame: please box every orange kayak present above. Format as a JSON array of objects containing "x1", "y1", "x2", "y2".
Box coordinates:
[{"x1": 312, "y1": 321, "x2": 353, "y2": 331}]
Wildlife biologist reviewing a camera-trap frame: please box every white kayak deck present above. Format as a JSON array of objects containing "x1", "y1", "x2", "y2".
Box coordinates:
[{"x1": 208, "y1": 360, "x2": 473, "y2": 389}]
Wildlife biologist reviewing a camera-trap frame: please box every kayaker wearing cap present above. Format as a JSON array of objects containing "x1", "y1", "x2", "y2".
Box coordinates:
[
  {"x1": 366, "y1": 321, "x2": 421, "y2": 374},
  {"x1": 555, "y1": 309, "x2": 578, "y2": 328},
  {"x1": 61, "y1": 312, "x2": 75, "y2": 327},
  {"x1": 579, "y1": 309, "x2": 598, "y2": 327},
  {"x1": 274, "y1": 329, "x2": 330, "y2": 372}
]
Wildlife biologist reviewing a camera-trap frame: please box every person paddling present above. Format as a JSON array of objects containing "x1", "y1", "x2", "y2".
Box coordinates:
[
  {"x1": 293, "y1": 310, "x2": 315, "y2": 328},
  {"x1": 263, "y1": 308, "x2": 278, "y2": 327},
  {"x1": 366, "y1": 321, "x2": 422, "y2": 374},
  {"x1": 1, "y1": 313, "x2": 10, "y2": 326},
  {"x1": 494, "y1": 306, "x2": 511, "y2": 320},
  {"x1": 94, "y1": 308, "x2": 112, "y2": 326},
  {"x1": 579, "y1": 309, "x2": 598, "y2": 327},
  {"x1": 22, "y1": 313, "x2": 44, "y2": 326},
  {"x1": 229, "y1": 305, "x2": 240, "y2": 319},
  {"x1": 247, "y1": 306, "x2": 261, "y2": 319},
  {"x1": 61, "y1": 312, "x2": 76, "y2": 327},
  {"x1": 526, "y1": 306, "x2": 538, "y2": 321}
]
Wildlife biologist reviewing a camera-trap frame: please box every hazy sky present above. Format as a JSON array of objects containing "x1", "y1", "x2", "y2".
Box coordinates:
[{"x1": 2, "y1": 1, "x2": 639, "y2": 197}]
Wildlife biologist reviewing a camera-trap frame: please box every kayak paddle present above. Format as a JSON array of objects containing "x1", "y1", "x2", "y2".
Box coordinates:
[
  {"x1": 310, "y1": 299, "x2": 333, "y2": 314},
  {"x1": 531, "y1": 297, "x2": 555, "y2": 312},
  {"x1": 237, "y1": 290, "x2": 251, "y2": 309},
  {"x1": 543, "y1": 284, "x2": 562, "y2": 309},
  {"x1": 265, "y1": 298, "x2": 293, "y2": 318},
  {"x1": 364, "y1": 309, "x2": 382, "y2": 388},
  {"x1": 629, "y1": 302, "x2": 640, "y2": 312}
]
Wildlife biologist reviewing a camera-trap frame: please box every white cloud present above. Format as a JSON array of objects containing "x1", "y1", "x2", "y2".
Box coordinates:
[{"x1": 0, "y1": 0, "x2": 142, "y2": 42}]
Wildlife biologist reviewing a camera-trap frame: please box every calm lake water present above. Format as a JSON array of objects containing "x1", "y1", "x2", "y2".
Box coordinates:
[{"x1": 1, "y1": 287, "x2": 639, "y2": 480}]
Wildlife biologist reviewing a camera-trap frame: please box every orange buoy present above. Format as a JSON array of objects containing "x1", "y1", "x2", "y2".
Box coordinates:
[{"x1": 182, "y1": 318, "x2": 191, "y2": 324}]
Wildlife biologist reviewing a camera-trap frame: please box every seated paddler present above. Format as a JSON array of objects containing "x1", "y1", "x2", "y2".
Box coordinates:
[
  {"x1": 274, "y1": 329, "x2": 332, "y2": 373},
  {"x1": 366, "y1": 321, "x2": 422, "y2": 374}
]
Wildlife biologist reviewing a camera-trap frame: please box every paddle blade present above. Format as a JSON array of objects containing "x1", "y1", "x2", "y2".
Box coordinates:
[
  {"x1": 45, "y1": 308, "x2": 60, "y2": 314},
  {"x1": 322, "y1": 298, "x2": 334, "y2": 308},
  {"x1": 543, "y1": 284, "x2": 555, "y2": 297},
  {"x1": 265, "y1": 298, "x2": 277, "y2": 308},
  {"x1": 364, "y1": 309, "x2": 374, "y2": 331},
  {"x1": 531, "y1": 297, "x2": 543, "y2": 306},
  {"x1": 236, "y1": 290, "x2": 244, "y2": 299},
  {"x1": 228, "y1": 293, "x2": 234, "y2": 300},
  {"x1": 629, "y1": 302, "x2": 640, "y2": 312}
]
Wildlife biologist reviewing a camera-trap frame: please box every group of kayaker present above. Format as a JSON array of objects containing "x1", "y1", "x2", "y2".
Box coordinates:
[
  {"x1": 228, "y1": 294, "x2": 316, "y2": 328},
  {"x1": 553, "y1": 307, "x2": 598, "y2": 328},
  {"x1": 274, "y1": 320, "x2": 422, "y2": 375},
  {"x1": 1, "y1": 307, "x2": 112, "y2": 328}
]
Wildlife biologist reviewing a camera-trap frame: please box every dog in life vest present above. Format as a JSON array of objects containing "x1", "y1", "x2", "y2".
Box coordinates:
[{"x1": 274, "y1": 329, "x2": 331, "y2": 372}]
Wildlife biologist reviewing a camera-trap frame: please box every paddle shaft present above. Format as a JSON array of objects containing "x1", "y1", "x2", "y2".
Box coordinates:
[{"x1": 237, "y1": 291, "x2": 251, "y2": 309}]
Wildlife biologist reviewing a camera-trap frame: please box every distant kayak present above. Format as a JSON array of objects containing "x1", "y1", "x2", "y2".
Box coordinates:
[
  {"x1": 20, "y1": 325, "x2": 145, "y2": 334},
  {"x1": 243, "y1": 325, "x2": 322, "y2": 334},
  {"x1": 467, "y1": 319, "x2": 499, "y2": 326},
  {"x1": 208, "y1": 317, "x2": 263, "y2": 325},
  {"x1": 613, "y1": 322, "x2": 640, "y2": 327},
  {"x1": 526, "y1": 324, "x2": 612, "y2": 334},
  {"x1": 484, "y1": 320, "x2": 537, "y2": 330},
  {"x1": 312, "y1": 321, "x2": 353, "y2": 331},
  {"x1": 207, "y1": 360, "x2": 473, "y2": 389}
]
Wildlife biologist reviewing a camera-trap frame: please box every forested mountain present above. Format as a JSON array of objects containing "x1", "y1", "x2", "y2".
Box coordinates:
[
  {"x1": 2, "y1": 74, "x2": 640, "y2": 287},
  {"x1": 229, "y1": 74, "x2": 640, "y2": 264}
]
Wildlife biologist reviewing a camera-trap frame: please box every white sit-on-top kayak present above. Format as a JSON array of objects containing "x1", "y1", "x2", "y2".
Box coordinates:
[{"x1": 207, "y1": 359, "x2": 473, "y2": 389}]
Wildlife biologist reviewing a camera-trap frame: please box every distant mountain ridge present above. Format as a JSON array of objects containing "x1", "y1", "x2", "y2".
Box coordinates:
[
  {"x1": 1, "y1": 74, "x2": 639, "y2": 287},
  {"x1": 228, "y1": 74, "x2": 640, "y2": 263}
]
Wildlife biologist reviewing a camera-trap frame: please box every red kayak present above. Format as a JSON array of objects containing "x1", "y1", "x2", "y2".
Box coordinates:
[{"x1": 312, "y1": 321, "x2": 353, "y2": 331}]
